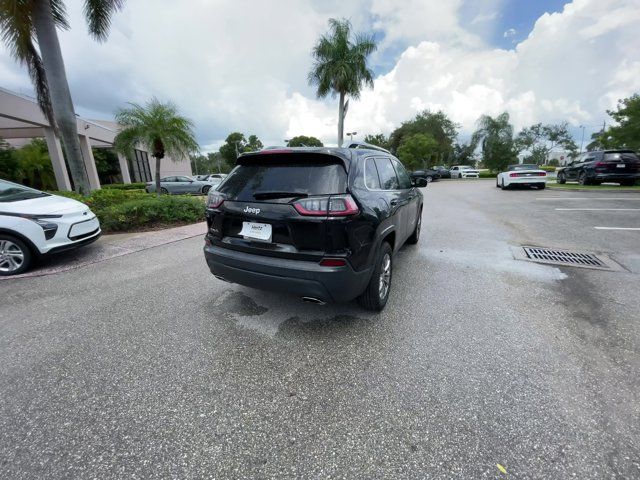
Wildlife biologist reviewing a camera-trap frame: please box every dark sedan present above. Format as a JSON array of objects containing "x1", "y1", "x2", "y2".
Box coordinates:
[{"x1": 411, "y1": 169, "x2": 441, "y2": 183}]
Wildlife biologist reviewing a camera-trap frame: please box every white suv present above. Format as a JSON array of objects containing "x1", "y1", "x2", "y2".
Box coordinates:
[
  {"x1": 0, "y1": 180, "x2": 101, "y2": 275},
  {"x1": 450, "y1": 165, "x2": 479, "y2": 178}
]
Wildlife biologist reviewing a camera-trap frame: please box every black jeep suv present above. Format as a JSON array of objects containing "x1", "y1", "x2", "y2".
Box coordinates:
[
  {"x1": 203, "y1": 147, "x2": 427, "y2": 311},
  {"x1": 557, "y1": 150, "x2": 639, "y2": 186}
]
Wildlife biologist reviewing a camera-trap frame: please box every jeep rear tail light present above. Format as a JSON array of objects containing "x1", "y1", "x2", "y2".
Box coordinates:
[
  {"x1": 293, "y1": 194, "x2": 359, "y2": 217},
  {"x1": 206, "y1": 192, "x2": 225, "y2": 209}
]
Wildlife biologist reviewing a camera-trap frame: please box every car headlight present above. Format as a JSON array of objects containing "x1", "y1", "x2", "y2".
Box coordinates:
[{"x1": 32, "y1": 219, "x2": 59, "y2": 239}]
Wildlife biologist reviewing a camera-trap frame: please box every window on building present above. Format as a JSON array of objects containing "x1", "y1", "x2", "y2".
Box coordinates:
[{"x1": 128, "y1": 149, "x2": 152, "y2": 182}]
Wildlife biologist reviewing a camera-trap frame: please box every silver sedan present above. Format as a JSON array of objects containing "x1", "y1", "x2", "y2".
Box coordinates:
[{"x1": 145, "y1": 176, "x2": 221, "y2": 195}]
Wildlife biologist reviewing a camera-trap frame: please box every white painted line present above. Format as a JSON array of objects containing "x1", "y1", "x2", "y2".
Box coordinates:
[
  {"x1": 555, "y1": 208, "x2": 640, "y2": 211},
  {"x1": 594, "y1": 227, "x2": 640, "y2": 231},
  {"x1": 537, "y1": 197, "x2": 640, "y2": 201}
]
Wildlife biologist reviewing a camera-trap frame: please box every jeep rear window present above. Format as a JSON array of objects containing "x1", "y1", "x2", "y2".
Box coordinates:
[
  {"x1": 217, "y1": 156, "x2": 347, "y2": 201},
  {"x1": 604, "y1": 152, "x2": 639, "y2": 161}
]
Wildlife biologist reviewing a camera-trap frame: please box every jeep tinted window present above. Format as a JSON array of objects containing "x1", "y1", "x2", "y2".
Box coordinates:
[
  {"x1": 374, "y1": 158, "x2": 399, "y2": 190},
  {"x1": 392, "y1": 160, "x2": 412, "y2": 189},
  {"x1": 365, "y1": 158, "x2": 381, "y2": 189},
  {"x1": 218, "y1": 155, "x2": 347, "y2": 201}
]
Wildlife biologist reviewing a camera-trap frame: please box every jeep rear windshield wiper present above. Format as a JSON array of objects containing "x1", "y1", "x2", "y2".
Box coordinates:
[{"x1": 253, "y1": 191, "x2": 309, "y2": 200}]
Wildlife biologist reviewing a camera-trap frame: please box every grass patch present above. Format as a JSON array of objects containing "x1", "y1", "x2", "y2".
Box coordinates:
[{"x1": 48, "y1": 189, "x2": 204, "y2": 232}]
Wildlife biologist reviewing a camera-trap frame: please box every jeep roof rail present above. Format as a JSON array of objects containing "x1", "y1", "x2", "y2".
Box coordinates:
[{"x1": 345, "y1": 141, "x2": 391, "y2": 154}]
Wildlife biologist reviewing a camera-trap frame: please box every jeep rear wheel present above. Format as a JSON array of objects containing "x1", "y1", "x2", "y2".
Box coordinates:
[{"x1": 358, "y1": 242, "x2": 393, "y2": 312}]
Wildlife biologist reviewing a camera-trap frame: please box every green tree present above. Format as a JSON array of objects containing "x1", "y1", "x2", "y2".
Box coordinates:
[
  {"x1": 0, "y1": 0, "x2": 124, "y2": 194},
  {"x1": 515, "y1": 122, "x2": 577, "y2": 164},
  {"x1": 0, "y1": 139, "x2": 19, "y2": 181},
  {"x1": 452, "y1": 142, "x2": 476, "y2": 166},
  {"x1": 396, "y1": 133, "x2": 438, "y2": 171},
  {"x1": 388, "y1": 110, "x2": 458, "y2": 163},
  {"x1": 363, "y1": 133, "x2": 389, "y2": 150},
  {"x1": 14, "y1": 139, "x2": 56, "y2": 190},
  {"x1": 114, "y1": 98, "x2": 199, "y2": 197},
  {"x1": 593, "y1": 94, "x2": 640, "y2": 151},
  {"x1": 308, "y1": 18, "x2": 377, "y2": 147},
  {"x1": 287, "y1": 135, "x2": 324, "y2": 147},
  {"x1": 219, "y1": 132, "x2": 247, "y2": 165},
  {"x1": 472, "y1": 112, "x2": 518, "y2": 172},
  {"x1": 245, "y1": 134, "x2": 264, "y2": 152}
]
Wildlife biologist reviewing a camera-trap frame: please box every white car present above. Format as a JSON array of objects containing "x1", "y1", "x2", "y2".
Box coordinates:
[
  {"x1": 450, "y1": 165, "x2": 479, "y2": 178},
  {"x1": 496, "y1": 164, "x2": 547, "y2": 190},
  {"x1": 0, "y1": 179, "x2": 101, "y2": 275}
]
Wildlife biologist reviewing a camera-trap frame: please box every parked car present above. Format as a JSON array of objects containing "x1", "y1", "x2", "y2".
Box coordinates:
[
  {"x1": 411, "y1": 169, "x2": 440, "y2": 183},
  {"x1": 145, "y1": 176, "x2": 219, "y2": 194},
  {"x1": 200, "y1": 173, "x2": 227, "y2": 182},
  {"x1": 450, "y1": 165, "x2": 479, "y2": 178},
  {"x1": 203, "y1": 147, "x2": 428, "y2": 311},
  {"x1": 496, "y1": 164, "x2": 547, "y2": 190},
  {"x1": 557, "y1": 150, "x2": 640, "y2": 186},
  {"x1": 0, "y1": 179, "x2": 101, "y2": 275},
  {"x1": 434, "y1": 166, "x2": 451, "y2": 178}
]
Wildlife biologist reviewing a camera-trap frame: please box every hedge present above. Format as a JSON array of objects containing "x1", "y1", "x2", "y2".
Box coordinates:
[
  {"x1": 101, "y1": 182, "x2": 148, "y2": 190},
  {"x1": 47, "y1": 189, "x2": 204, "y2": 232}
]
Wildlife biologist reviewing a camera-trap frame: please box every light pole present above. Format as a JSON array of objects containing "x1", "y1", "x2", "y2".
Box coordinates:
[
  {"x1": 346, "y1": 131, "x2": 357, "y2": 141},
  {"x1": 579, "y1": 125, "x2": 586, "y2": 154}
]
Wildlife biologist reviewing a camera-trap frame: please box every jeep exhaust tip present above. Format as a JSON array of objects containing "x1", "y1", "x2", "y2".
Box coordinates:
[{"x1": 301, "y1": 296, "x2": 326, "y2": 305}]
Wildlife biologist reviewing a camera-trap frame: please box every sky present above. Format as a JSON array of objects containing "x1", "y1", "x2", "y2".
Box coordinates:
[{"x1": 1, "y1": 0, "x2": 639, "y2": 151}]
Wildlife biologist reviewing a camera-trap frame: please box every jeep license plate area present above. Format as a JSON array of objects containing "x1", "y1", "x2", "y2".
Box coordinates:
[{"x1": 240, "y1": 222, "x2": 272, "y2": 242}]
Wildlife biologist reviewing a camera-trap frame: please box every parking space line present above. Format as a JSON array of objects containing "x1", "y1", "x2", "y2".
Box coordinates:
[
  {"x1": 537, "y1": 197, "x2": 640, "y2": 201},
  {"x1": 594, "y1": 227, "x2": 640, "y2": 231},
  {"x1": 556, "y1": 208, "x2": 640, "y2": 211}
]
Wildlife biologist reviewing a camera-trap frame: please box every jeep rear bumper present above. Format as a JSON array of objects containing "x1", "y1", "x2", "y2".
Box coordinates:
[{"x1": 204, "y1": 244, "x2": 372, "y2": 303}]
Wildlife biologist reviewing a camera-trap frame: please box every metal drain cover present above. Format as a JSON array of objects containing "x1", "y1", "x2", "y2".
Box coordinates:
[{"x1": 513, "y1": 246, "x2": 624, "y2": 271}]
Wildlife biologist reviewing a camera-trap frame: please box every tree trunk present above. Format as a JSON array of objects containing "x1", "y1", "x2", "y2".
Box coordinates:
[
  {"x1": 32, "y1": 0, "x2": 91, "y2": 194},
  {"x1": 155, "y1": 155, "x2": 162, "y2": 197},
  {"x1": 337, "y1": 91, "x2": 345, "y2": 147}
]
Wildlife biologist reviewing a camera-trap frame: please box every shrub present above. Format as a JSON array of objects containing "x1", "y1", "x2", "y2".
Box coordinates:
[
  {"x1": 84, "y1": 188, "x2": 149, "y2": 210},
  {"x1": 479, "y1": 171, "x2": 496, "y2": 178},
  {"x1": 101, "y1": 182, "x2": 148, "y2": 190},
  {"x1": 538, "y1": 165, "x2": 557, "y2": 172},
  {"x1": 98, "y1": 196, "x2": 204, "y2": 232}
]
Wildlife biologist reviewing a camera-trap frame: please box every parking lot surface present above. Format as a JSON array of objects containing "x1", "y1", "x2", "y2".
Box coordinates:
[{"x1": 1, "y1": 181, "x2": 639, "y2": 478}]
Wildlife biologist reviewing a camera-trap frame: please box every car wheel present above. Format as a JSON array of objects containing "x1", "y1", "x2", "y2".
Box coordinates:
[
  {"x1": 426, "y1": 176, "x2": 433, "y2": 183},
  {"x1": 406, "y1": 209, "x2": 422, "y2": 245},
  {"x1": 557, "y1": 172, "x2": 566, "y2": 184},
  {"x1": 202, "y1": 185, "x2": 211, "y2": 195},
  {"x1": 161, "y1": 187, "x2": 169, "y2": 195},
  {"x1": 538, "y1": 184, "x2": 546, "y2": 189},
  {"x1": 0, "y1": 235, "x2": 32, "y2": 276},
  {"x1": 578, "y1": 172, "x2": 589, "y2": 185},
  {"x1": 358, "y1": 242, "x2": 393, "y2": 312},
  {"x1": 500, "y1": 179, "x2": 507, "y2": 190},
  {"x1": 620, "y1": 180, "x2": 635, "y2": 187}
]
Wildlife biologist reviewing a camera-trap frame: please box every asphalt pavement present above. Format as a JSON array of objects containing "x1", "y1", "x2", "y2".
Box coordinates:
[{"x1": 1, "y1": 180, "x2": 639, "y2": 479}]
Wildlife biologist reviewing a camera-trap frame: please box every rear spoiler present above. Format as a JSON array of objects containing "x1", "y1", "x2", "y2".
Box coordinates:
[{"x1": 237, "y1": 148, "x2": 352, "y2": 171}]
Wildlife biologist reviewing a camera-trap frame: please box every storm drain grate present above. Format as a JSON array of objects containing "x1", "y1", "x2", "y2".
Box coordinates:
[{"x1": 517, "y1": 246, "x2": 623, "y2": 271}]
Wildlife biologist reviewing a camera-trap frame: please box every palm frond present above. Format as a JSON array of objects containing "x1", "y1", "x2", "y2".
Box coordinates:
[{"x1": 83, "y1": 0, "x2": 124, "y2": 41}]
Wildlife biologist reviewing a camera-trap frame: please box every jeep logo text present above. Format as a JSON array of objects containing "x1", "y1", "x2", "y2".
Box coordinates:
[{"x1": 243, "y1": 206, "x2": 261, "y2": 215}]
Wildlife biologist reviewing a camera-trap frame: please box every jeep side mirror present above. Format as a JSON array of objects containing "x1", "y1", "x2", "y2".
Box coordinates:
[{"x1": 414, "y1": 178, "x2": 428, "y2": 187}]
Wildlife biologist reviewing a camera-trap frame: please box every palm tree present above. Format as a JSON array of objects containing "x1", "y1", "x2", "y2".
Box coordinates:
[
  {"x1": 0, "y1": 0, "x2": 124, "y2": 193},
  {"x1": 308, "y1": 18, "x2": 377, "y2": 147},
  {"x1": 472, "y1": 112, "x2": 518, "y2": 172},
  {"x1": 114, "y1": 99, "x2": 199, "y2": 197}
]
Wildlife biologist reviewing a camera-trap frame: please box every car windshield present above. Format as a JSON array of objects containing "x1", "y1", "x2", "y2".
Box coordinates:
[
  {"x1": 509, "y1": 164, "x2": 538, "y2": 171},
  {"x1": 459, "y1": 165, "x2": 472, "y2": 169},
  {"x1": 0, "y1": 180, "x2": 50, "y2": 203}
]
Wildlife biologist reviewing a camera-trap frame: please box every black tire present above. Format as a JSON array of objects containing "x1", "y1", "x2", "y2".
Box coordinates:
[
  {"x1": 500, "y1": 179, "x2": 507, "y2": 190},
  {"x1": 538, "y1": 184, "x2": 546, "y2": 189},
  {"x1": 0, "y1": 234, "x2": 32, "y2": 276},
  {"x1": 406, "y1": 208, "x2": 422, "y2": 245},
  {"x1": 358, "y1": 242, "x2": 393, "y2": 312},
  {"x1": 202, "y1": 185, "x2": 211, "y2": 195},
  {"x1": 620, "y1": 180, "x2": 635, "y2": 187},
  {"x1": 426, "y1": 176, "x2": 433, "y2": 183},
  {"x1": 557, "y1": 172, "x2": 566, "y2": 184},
  {"x1": 578, "y1": 172, "x2": 589, "y2": 186},
  {"x1": 160, "y1": 187, "x2": 169, "y2": 195}
]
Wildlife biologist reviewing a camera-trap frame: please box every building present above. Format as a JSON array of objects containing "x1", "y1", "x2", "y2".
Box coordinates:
[{"x1": 0, "y1": 87, "x2": 192, "y2": 191}]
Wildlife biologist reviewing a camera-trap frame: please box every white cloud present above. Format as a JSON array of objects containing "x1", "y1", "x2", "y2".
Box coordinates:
[
  {"x1": 471, "y1": 12, "x2": 501, "y2": 25},
  {"x1": 503, "y1": 28, "x2": 516, "y2": 38},
  {"x1": 0, "y1": 0, "x2": 638, "y2": 149}
]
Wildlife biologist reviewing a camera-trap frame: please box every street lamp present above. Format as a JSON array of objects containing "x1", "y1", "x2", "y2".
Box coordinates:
[
  {"x1": 346, "y1": 131, "x2": 357, "y2": 141},
  {"x1": 579, "y1": 125, "x2": 586, "y2": 154}
]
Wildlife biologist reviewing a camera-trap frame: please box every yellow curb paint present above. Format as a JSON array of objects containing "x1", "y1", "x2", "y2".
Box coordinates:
[{"x1": 497, "y1": 463, "x2": 507, "y2": 474}]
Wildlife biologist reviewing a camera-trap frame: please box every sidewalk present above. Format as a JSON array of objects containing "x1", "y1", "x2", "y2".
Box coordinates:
[{"x1": 2, "y1": 222, "x2": 207, "y2": 280}]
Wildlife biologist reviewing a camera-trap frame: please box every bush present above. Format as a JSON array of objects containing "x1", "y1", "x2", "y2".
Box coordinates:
[
  {"x1": 479, "y1": 171, "x2": 496, "y2": 178},
  {"x1": 101, "y1": 182, "x2": 148, "y2": 190},
  {"x1": 98, "y1": 196, "x2": 205, "y2": 232},
  {"x1": 539, "y1": 165, "x2": 557, "y2": 172}
]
